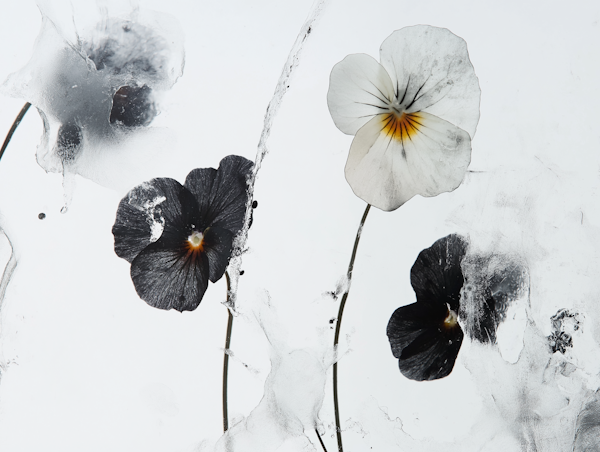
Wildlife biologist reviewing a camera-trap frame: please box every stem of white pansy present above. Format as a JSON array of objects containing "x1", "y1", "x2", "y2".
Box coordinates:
[
  {"x1": 222, "y1": 271, "x2": 234, "y2": 432},
  {"x1": 0, "y1": 102, "x2": 31, "y2": 163},
  {"x1": 332, "y1": 203, "x2": 371, "y2": 452}
]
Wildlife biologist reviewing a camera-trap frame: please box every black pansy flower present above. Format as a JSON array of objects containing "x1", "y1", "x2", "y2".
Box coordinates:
[
  {"x1": 2, "y1": 7, "x2": 184, "y2": 173},
  {"x1": 387, "y1": 235, "x2": 531, "y2": 380},
  {"x1": 112, "y1": 155, "x2": 253, "y2": 312},
  {"x1": 387, "y1": 234, "x2": 467, "y2": 381}
]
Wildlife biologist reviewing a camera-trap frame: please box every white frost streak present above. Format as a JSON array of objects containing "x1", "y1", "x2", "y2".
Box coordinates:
[
  {"x1": 226, "y1": 0, "x2": 330, "y2": 311},
  {"x1": 127, "y1": 190, "x2": 167, "y2": 242},
  {"x1": 0, "y1": 232, "x2": 16, "y2": 378},
  {"x1": 143, "y1": 196, "x2": 167, "y2": 242}
]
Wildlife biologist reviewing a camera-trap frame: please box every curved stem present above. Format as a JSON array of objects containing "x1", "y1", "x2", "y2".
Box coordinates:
[
  {"x1": 223, "y1": 272, "x2": 234, "y2": 432},
  {"x1": 333, "y1": 203, "x2": 371, "y2": 452},
  {"x1": 0, "y1": 102, "x2": 31, "y2": 163}
]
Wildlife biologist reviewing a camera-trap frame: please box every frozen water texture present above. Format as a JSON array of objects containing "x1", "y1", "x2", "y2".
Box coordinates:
[
  {"x1": 208, "y1": 292, "x2": 334, "y2": 452},
  {"x1": 0, "y1": 231, "x2": 15, "y2": 378},
  {"x1": 1, "y1": 0, "x2": 184, "y2": 188},
  {"x1": 459, "y1": 251, "x2": 530, "y2": 361},
  {"x1": 225, "y1": 0, "x2": 329, "y2": 312}
]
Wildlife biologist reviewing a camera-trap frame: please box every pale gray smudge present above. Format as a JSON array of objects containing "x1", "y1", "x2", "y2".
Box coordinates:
[
  {"x1": 0, "y1": 232, "x2": 16, "y2": 379},
  {"x1": 0, "y1": 239, "x2": 16, "y2": 311},
  {"x1": 226, "y1": 0, "x2": 330, "y2": 312}
]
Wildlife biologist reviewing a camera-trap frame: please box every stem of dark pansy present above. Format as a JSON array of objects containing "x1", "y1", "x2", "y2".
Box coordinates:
[
  {"x1": 333, "y1": 203, "x2": 371, "y2": 452},
  {"x1": 223, "y1": 271, "x2": 234, "y2": 432},
  {"x1": 0, "y1": 102, "x2": 31, "y2": 163}
]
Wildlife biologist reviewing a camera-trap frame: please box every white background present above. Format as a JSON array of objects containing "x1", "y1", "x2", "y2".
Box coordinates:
[{"x1": 1, "y1": 1, "x2": 600, "y2": 451}]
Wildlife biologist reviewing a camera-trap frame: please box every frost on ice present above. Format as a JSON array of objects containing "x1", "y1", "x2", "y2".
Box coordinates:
[{"x1": 1, "y1": 1, "x2": 184, "y2": 185}]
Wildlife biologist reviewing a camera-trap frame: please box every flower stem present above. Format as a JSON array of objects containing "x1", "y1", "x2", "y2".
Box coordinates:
[
  {"x1": 315, "y1": 428, "x2": 329, "y2": 452},
  {"x1": 333, "y1": 203, "x2": 371, "y2": 452},
  {"x1": 223, "y1": 271, "x2": 234, "y2": 432},
  {"x1": 0, "y1": 102, "x2": 31, "y2": 163}
]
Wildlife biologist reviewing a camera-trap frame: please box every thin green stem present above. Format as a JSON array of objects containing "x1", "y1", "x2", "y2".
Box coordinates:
[
  {"x1": 333, "y1": 203, "x2": 371, "y2": 452},
  {"x1": 223, "y1": 272, "x2": 234, "y2": 432},
  {"x1": 0, "y1": 102, "x2": 31, "y2": 163}
]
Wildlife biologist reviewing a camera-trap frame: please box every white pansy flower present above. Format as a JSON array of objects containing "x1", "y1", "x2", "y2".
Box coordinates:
[{"x1": 328, "y1": 25, "x2": 481, "y2": 211}]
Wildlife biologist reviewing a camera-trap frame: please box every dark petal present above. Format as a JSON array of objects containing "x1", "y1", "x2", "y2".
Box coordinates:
[
  {"x1": 182, "y1": 167, "x2": 217, "y2": 228},
  {"x1": 110, "y1": 85, "x2": 157, "y2": 127},
  {"x1": 387, "y1": 301, "x2": 463, "y2": 381},
  {"x1": 387, "y1": 302, "x2": 446, "y2": 357},
  {"x1": 398, "y1": 328, "x2": 463, "y2": 381},
  {"x1": 55, "y1": 122, "x2": 82, "y2": 163},
  {"x1": 202, "y1": 226, "x2": 234, "y2": 283},
  {"x1": 130, "y1": 238, "x2": 209, "y2": 312},
  {"x1": 184, "y1": 155, "x2": 253, "y2": 235},
  {"x1": 112, "y1": 178, "x2": 200, "y2": 263},
  {"x1": 410, "y1": 234, "x2": 468, "y2": 312}
]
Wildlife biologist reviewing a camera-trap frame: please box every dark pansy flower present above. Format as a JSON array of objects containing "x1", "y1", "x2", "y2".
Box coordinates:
[
  {"x1": 387, "y1": 236, "x2": 531, "y2": 380},
  {"x1": 387, "y1": 234, "x2": 467, "y2": 381},
  {"x1": 2, "y1": 8, "x2": 184, "y2": 174},
  {"x1": 112, "y1": 155, "x2": 253, "y2": 312}
]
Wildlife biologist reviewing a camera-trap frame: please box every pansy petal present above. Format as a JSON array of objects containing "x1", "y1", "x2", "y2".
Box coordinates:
[
  {"x1": 202, "y1": 226, "x2": 234, "y2": 283},
  {"x1": 410, "y1": 234, "x2": 468, "y2": 312},
  {"x1": 184, "y1": 155, "x2": 253, "y2": 234},
  {"x1": 327, "y1": 54, "x2": 396, "y2": 136},
  {"x1": 379, "y1": 25, "x2": 481, "y2": 137},
  {"x1": 398, "y1": 327, "x2": 463, "y2": 381},
  {"x1": 130, "y1": 239, "x2": 209, "y2": 312},
  {"x1": 387, "y1": 301, "x2": 463, "y2": 381},
  {"x1": 113, "y1": 177, "x2": 199, "y2": 263},
  {"x1": 387, "y1": 301, "x2": 448, "y2": 356},
  {"x1": 345, "y1": 112, "x2": 471, "y2": 211}
]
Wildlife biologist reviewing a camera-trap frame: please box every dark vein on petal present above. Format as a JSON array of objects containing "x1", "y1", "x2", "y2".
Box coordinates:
[
  {"x1": 362, "y1": 89, "x2": 389, "y2": 105},
  {"x1": 398, "y1": 75, "x2": 410, "y2": 105},
  {"x1": 355, "y1": 102, "x2": 388, "y2": 110},
  {"x1": 405, "y1": 115, "x2": 425, "y2": 129},
  {"x1": 370, "y1": 83, "x2": 392, "y2": 104},
  {"x1": 406, "y1": 76, "x2": 430, "y2": 109},
  {"x1": 402, "y1": 121, "x2": 413, "y2": 142}
]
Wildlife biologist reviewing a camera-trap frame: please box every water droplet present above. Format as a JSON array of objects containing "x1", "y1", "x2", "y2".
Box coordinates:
[{"x1": 60, "y1": 206, "x2": 68, "y2": 214}]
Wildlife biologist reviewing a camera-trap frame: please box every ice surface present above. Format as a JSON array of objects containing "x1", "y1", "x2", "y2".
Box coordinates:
[
  {"x1": 1, "y1": 0, "x2": 185, "y2": 192},
  {"x1": 0, "y1": 0, "x2": 600, "y2": 451}
]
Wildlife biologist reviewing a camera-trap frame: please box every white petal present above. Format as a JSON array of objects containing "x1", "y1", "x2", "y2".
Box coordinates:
[
  {"x1": 344, "y1": 112, "x2": 471, "y2": 211},
  {"x1": 379, "y1": 25, "x2": 481, "y2": 138},
  {"x1": 327, "y1": 53, "x2": 396, "y2": 135}
]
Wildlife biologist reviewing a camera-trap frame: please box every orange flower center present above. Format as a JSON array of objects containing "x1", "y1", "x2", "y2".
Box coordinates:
[
  {"x1": 443, "y1": 307, "x2": 459, "y2": 329},
  {"x1": 187, "y1": 230, "x2": 205, "y2": 252},
  {"x1": 380, "y1": 111, "x2": 423, "y2": 142}
]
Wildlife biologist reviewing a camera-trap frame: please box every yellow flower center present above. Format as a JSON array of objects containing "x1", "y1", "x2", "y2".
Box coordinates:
[
  {"x1": 443, "y1": 307, "x2": 459, "y2": 329},
  {"x1": 381, "y1": 111, "x2": 423, "y2": 142},
  {"x1": 187, "y1": 230, "x2": 205, "y2": 251}
]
